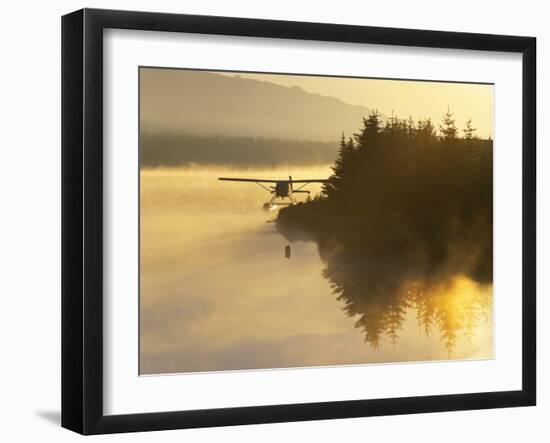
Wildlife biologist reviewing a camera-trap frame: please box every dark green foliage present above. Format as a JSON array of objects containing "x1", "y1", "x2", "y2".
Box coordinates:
[
  {"x1": 140, "y1": 133, "x2": 338, "y2": 167},
  {"x1": 277, "y1": 111, "x2": 493, "y2": 350}
]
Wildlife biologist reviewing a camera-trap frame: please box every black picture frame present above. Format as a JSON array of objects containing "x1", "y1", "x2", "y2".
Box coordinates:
[{"x1": 62, "y1": 8, "x2": 536, "y2": 435}]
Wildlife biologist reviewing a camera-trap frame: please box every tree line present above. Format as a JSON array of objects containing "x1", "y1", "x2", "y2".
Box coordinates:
[
  {"x1": 277, "y1": 109, "x2": 493, "y2": 350},
  {"x1": 140, "y1": 133, "x2": 338, "y2": 167}
]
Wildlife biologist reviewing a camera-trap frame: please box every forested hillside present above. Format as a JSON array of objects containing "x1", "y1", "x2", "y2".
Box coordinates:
[{"x1": 140, "y1": 133, "x2": 338, "y2": 167}]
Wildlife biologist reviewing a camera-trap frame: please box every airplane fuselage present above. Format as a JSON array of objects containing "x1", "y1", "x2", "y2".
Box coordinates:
[{"x1": 274, "y1": 181, "x2": 290, "y2": 197}]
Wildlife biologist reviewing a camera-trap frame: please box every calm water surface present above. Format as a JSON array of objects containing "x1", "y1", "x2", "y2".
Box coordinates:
[{"x1": 140, "y1": 166, "x2": 493, "y2": 374}]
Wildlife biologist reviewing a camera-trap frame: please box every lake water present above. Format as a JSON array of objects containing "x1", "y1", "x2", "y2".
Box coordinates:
[{"x1": 140, "y1": 166, "x2": 493, "y2": 375}]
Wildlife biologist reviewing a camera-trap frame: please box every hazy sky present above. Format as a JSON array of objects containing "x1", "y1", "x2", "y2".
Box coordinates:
[{"x1": 220, "y1": 71, "x2": 494, "y2": 139}]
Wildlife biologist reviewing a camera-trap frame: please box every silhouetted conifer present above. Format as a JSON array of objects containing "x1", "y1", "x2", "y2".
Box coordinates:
[
  {"x1": 463, "y1": 119, "x2": 477, "y2": 139},
  {"x1": 439, "y1": 107, "x2": 459, "y2": 140}
]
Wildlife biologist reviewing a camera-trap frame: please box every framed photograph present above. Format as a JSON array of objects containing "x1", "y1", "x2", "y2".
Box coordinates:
[{"x1": 61, "y1": 8, "x2": 536, "y2": 434}]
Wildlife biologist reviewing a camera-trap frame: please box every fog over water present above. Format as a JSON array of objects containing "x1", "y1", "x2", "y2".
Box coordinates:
[{"x1": 140, "y1": 165, "x2": 493, "y2": 375}]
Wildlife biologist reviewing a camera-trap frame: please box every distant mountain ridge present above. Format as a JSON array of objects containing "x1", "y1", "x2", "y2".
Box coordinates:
[{"x1": 140, "y1": 69, "x2": 377, "y2": 141}]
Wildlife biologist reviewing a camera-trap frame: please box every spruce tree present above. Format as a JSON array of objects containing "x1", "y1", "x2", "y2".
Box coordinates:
[
  {"x1": 439, "y1": 107, "x2": 458, "y2": 140},
  {"x1": 324, "y1": 133, "x2": 356, "y2": 197},
  {"x1": 360, "y1": 111, "x2": 381, "y2": 139},
  {"x1": 463, "y1": 119, "x2": 477, "y2": 139}
]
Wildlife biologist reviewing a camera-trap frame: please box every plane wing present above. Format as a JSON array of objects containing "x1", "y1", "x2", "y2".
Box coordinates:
[
  {"x1": 218, "y1": 177, "x2": 328, "y2": 183},
  {"x1": 218, "y1": 177, "x2": 279, "y2": 183}
]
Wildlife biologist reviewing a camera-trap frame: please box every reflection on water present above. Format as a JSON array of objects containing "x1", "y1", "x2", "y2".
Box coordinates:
[
  {"x1": 140, "y1": 166, "x2": 493, "y2": 375},
  {"x1": 328, "y1": 270, "x2": 492, "y2": 355}
]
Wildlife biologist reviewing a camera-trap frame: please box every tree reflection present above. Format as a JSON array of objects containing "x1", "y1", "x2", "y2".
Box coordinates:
[{"x1": 322, "y1": 250, "x2": 492, "y2": 354}]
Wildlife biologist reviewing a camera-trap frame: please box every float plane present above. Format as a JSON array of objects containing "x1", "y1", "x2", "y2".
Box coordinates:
[{"x1": 218, "y1": 176, "x2": 328, "y2": 211}]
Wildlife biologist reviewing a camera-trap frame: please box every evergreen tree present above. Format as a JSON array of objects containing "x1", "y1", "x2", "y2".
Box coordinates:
[
  {"x1": 355, "y1": 110, "x2": 381, "y2": 146},
  {"x1": 323, "y1": 133, "x2": 356, "y2": 197},
  {"x1": 439, "y1": 107, "x2": 458, "y2": 140},
  {"x1": 416, "y1": 118, "x2": 436, "y2": 144},
  {"x1": 365, "y1": 110, "x2": 382, "y2": 134},
  {"x1": 463, "y1": 119, "x2": 477, "y2": 139}
]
